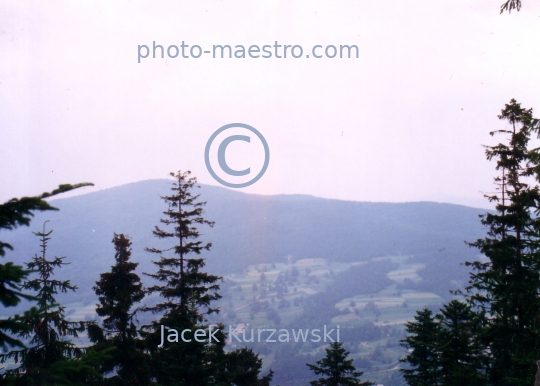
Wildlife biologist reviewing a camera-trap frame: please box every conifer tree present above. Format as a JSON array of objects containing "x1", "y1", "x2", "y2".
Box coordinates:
[
  {"x1": 400, "y1": 307, "x2": 442, "y2": 386},
  {"x1": 1, "y1": 221, "x2": 86, "y2": 378},
  {"x1": 90, "y1": 233, "x2": 149, "y2": 385},
  {"x1": 465, "y1": 99, "x2": 540, "y2": 385},
  {"x1": 216, "y1": 347, "x2": 274, "y2": 386},
  {"x1": 143, "y1": 170, "x2": 223, "y2": 385},
  {"x1": 306, "y1": 341, "x2": 372, "y2": 386},
  {"x1": 435, "y1": 300, "x2": 486, "y2": 386},
  {"x1": 144, "y1": 170, "x2": 221, "y2": 322},
  {"x1": 0, "y1": 183, "x2": 92, "y2": 351}
]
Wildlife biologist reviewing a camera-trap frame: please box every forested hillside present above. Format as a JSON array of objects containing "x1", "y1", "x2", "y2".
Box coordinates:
[
  {"x1": 1, "y1": 179, "x2": 492, "y2": 385},
  {"x1": 1, "y1": 179, "x2": 487, "y2": 307}
]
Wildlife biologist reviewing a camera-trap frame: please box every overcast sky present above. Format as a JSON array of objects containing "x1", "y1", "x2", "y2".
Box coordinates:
[{"x1": 2, "y1": 1, "x2": 540, "y2": 208}]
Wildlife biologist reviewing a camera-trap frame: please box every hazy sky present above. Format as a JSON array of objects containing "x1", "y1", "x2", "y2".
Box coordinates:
[{"x1": 2, "y1": 1, "x2": 540, "y2": 208}]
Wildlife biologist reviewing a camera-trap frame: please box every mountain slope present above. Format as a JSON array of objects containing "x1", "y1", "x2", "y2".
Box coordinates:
[{"x1": 1, "y1": 179, "x2": 488, "y2": 304}]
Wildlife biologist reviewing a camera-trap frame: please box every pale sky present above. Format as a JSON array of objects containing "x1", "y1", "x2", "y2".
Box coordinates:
[{"x1": 2, "y1": 1, "x2": 540, "y2": 208}]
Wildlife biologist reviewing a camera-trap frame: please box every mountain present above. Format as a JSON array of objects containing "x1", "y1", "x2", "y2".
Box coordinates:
[{"x1": 1, "y1": 179, "x2": 488, "y2": 305}]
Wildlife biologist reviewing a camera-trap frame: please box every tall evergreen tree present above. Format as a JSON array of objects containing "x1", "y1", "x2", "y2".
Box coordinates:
[
  {"x1": 1, "y1": 222, "x2": 86, "y2": 378},
  {"x1": 0, "y1": 183, "x2": 92, "y2": 351},
  {"x1": 144, "y1": 170, "x2": 221, "y2": 322},
  {"x1": 143, "y1": 170, "x2": 223, "y2": 385},
  {"x1": 465, "y1": 99, "x2": 540, "y2": 385},
  {"x1": 400, "y1": 307, "x2": 442, "y2": 386},
  {"x1": 306, "y1": 341, "x2": 373, "y2": 386},
  {"x1": 435, "y1": 300, "x2": 486, "y2": 386},
  {"x1": 90, "y1": 233, "x2": 149, "y2": 385}
]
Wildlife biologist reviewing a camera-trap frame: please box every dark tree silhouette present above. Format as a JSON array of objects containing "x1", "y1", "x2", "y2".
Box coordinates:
[
  {"x1": 143, "y1": 171, "x2": 223, "y2": 385},
  {"x1": 216, "y1": 347, "x2": 274, "y2": 386},
  {"x1": 465, "y1": 99, "x2": 540, "y2": 385},
  {"x1": 436, "y1": 300, "x2": 485, "y2": 386},
  {"x1": 144, "y1": 170, "x2": 221, "y2": 322},
  {"x1": 0, "y1": 183, "x2": 92, "y2": 351},
  {"x1": 400, "y1": 307, "x2": 442, "y2": 386},
  {"x1": 1, "y1": 222, "x2": 86, "y2": 379},
  {"x1": 500, "y1": 0, "x2": 521, "y2": 13},
  {"x1": 307, "y1": 341, "x2": 372, "y2": 386},
  {"x1": 90, "y1": 233, "x2": 149, "y2": 385}
]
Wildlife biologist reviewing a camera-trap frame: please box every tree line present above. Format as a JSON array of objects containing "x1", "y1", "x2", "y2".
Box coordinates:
[{"x1": 0, "y1": 171, "x2": 371, "y2": 385}]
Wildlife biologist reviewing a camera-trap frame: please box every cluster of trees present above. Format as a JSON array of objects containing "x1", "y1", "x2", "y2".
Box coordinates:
[
  {"x1": 0, "y1": 173, "x2": 277, "y2": 385},
  {"x1": 0, "y1": 171, "x2": 372, "y2": 385},
  {"x1": 401, "y1": 99, "x2": 540, "y2": 385},
  {"x1": 290, "y1": 260, "x2": 395, "y2": 331},
  {"x1": 0, "y1": 183, "x2": 103, "y2": 384},
  {"x1": 397, "y1": 252, "x2": 471, "y2": 299}
]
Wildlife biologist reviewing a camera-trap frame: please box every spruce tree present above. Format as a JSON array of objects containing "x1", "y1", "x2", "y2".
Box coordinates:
[
  {"x1": 435, "y1": 300, "x2": 485, "y2": 386},
  {"x1": 144, "y1": 170, "x2": 221, "y2": 321},
  {"x1": 1, "y1": 221, "x2": 85, "y2": 378},
  {"x1": 465, "y1": 99, "x2": 540, "y2": 385},
  {"x1": 143, "y1": 170, "x2": 222, "y2": 385},
  {"x1": 400, "y1": 307, "x2": 442, "y2": 386},
  {"x1": 90, "y1": 233, "x2": 149, "y2": 385},
  {"x1": 0, "y1": 183, "x2": 92, "y2": 350},
  {"x1": 306, "y1": 341, "x2": 373, "y2": 386}
]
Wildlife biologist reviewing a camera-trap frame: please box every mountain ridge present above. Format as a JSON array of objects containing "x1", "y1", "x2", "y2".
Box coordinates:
[{"x1": 2, "y1": 179, "x2": 488, "y2": 306}]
